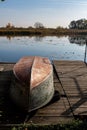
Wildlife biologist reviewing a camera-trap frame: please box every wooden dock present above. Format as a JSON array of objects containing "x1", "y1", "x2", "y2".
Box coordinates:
[{"x1": 0, "y1": 60, "x2": 87, "y2": 126}]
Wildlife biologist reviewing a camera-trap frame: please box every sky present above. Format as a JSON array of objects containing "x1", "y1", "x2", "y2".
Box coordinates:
[{"x1": 0, "y1": 0, "x2": 87, "y2": 28}]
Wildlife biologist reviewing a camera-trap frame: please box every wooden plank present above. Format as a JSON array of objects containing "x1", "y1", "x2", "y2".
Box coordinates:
[
  {"x1": 27, "y1": 97, "x2": 73, "y2": 124},
  {"x1": 53, "y1": 60, "x2": 87, "y2": 117},
  {"x1": 67, "y1": 98, "x2": 87, "y2": 115},
  {"x1": 53, "y1": 61, "x2": 87, "y2": 76},
  {"x1": 0, "y1": 64, "x2": 14, "y2": 72},
  {"x1": 53, "y1": 60, "x2": 84, "y2": 65},
  {"x1": 28, "y1": 116, "x2": 73, "y2": 125}
]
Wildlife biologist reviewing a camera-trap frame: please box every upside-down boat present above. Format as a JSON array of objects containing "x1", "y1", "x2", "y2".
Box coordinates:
[{"x1": 10, "y1": 56, "x2": 54, "y2": 112}]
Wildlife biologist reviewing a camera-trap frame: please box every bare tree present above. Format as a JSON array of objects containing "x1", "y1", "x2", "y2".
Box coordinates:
[
  {"x1": 6, "y1": 23, "x2": 11, "y2": 28},
  {"x1": 34, "y1": 22, "x2": 44, "y2": 29},
  {"x1": 6, "y1": 23, "x2": 14, "y2": 28}
]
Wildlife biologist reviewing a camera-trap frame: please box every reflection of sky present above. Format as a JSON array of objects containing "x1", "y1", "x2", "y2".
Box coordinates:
[
  {"x1": 0, "y1": 36, "x2": 86, "y2": 62},
  {"x1": 0, "y1": 0, "x2": 87, "y2": 28}
]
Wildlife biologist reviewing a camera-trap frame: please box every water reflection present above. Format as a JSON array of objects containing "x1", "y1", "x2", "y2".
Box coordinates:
[
  {"x1": 0, "y1": 35, "x2": 87, "y2": 62},
  {"x1": 69, "y1": 35, "x2": 87, "y2": 45},
  {"x1": 34, "y1": 36, "x2": 43, "y2": 42},
  {"x1": 68, "y1": 35, "x2": 87, "y2": 62},
  {"x1": 6, "y1": 35, "x2": 12, "y2": 40}
]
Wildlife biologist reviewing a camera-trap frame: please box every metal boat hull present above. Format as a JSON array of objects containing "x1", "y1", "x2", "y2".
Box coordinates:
[{"x1": 10, "y1": 56, "x2": 54, "y2": 112}]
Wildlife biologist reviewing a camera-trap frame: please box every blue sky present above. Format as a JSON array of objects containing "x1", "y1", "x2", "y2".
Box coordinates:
[{"x1": 0, "y1": 0, "x2": 87, "y2": 28}]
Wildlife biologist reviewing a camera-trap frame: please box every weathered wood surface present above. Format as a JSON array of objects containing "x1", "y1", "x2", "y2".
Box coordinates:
[
  {"x1": 53, "y1": 60, "x2": 87, "y2": 117},
  {"x1": 0, "y1": 60, "x2": 87, "y2": 125}
]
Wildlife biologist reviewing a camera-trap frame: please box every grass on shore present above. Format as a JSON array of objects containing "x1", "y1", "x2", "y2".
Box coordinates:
[
  {"x1": 0, "y1": 28, "x2": 87, "y2": 36},
  {"x1": 1, "y1": 119, "x2": 87, "y2": 130}
]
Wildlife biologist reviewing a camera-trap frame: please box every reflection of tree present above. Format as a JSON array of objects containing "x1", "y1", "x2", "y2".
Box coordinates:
[
  {"x1": 6, "y1": 35, "x2": 12, "y2": 40},
  {"x1": 68, "y1": 35, "x2": 87, "y2": 46},
  {"x1": 34, "y1": 36, "x2": 43, "y2": 42}
]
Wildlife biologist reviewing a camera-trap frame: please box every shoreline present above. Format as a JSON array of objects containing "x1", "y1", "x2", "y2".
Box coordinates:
[{"x1": 0, "y1": 28, "x2": 87, "y2": 36}]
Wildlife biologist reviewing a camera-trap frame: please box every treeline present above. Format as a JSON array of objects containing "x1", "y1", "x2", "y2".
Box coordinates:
[
  {"x1": 0, "y1": 22, "x2": 69, "y2": 36},
  {"x1": 1, "y1": 21, "x2": 87, "y2": 36},
  {"x1": 69, "y1": 19, "x2": 87, "y2": 29}
]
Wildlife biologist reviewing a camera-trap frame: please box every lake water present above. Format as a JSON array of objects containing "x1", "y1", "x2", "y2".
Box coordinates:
[{"x1": 0, "y1": 35, "x2": 87, "y2": 62}]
